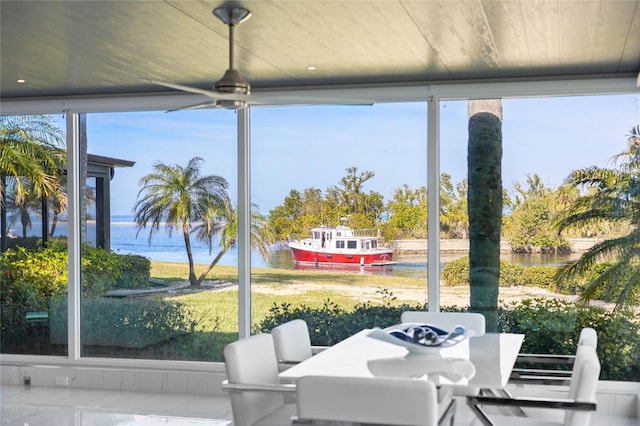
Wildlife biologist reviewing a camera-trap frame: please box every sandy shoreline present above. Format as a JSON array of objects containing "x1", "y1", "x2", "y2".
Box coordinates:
[{"x1": 169, "y1": 279, "x2": 622, "y2": 310}]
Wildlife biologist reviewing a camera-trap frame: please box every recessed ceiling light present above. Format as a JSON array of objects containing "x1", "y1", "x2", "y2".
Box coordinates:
[
  {"x1": 307, "y1": 66, "x2": 316, "y2": 71},
  {"x1": 16, "y1": 78, "x2": 26, "y2": 84}
]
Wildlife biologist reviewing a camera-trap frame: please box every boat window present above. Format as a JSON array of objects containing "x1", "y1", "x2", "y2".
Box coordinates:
[
  {"x1": 372, "y1": 240, "x2": 378, "y2": 249},
  {"x1": 347, "y1": 240, "x2": 357, "y2": 249},
  {"x1": 336, "y1": 241, "x2": 345, "y2": 249},
  {"x1": 365, "y1": 241, "x2": 371, "y2": 250}
]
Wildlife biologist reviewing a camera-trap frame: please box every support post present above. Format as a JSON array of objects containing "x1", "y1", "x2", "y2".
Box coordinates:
[
  {"x1": 427, "y1": 96, "x2": 441, "y2": 312},
  {"x1": 237, "y1": 107, "x2": 251, "y2": 339}
]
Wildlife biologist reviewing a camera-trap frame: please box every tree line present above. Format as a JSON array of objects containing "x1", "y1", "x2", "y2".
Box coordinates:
[{"x1": 265, "y1": 167, "x2": 622, "y2": 252}]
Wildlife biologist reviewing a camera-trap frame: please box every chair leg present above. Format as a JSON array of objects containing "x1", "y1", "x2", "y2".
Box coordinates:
[
  {"x1": 467, "y1": 398, "x2": 495, "y2": 426},
  {"x1": 438, "y1": 399, "x2": 457, "y2": 426}
]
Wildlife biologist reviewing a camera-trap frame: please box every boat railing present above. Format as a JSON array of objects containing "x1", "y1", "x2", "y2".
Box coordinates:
[{"x1": 351, "y1": 228, "x2": 382, "y2": 238}]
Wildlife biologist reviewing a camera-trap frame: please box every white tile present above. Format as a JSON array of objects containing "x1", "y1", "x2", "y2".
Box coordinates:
[{"x1": 1, "y1": 385, "x2": 232, "y2": 426}]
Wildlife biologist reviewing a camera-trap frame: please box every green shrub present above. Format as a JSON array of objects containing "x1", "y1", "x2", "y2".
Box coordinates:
[
  {"x1": 1, "y1": 246, "x2": 68, "y2": 299},
  {"x1": 498, "y1": 261, "x2": 525, "y2": 287},
  {"x1": 442, "y1": 256, "x2": 558, "y2": 290},
  {"x1": 0, "y1": 261, "x2": 49, "y2": 351},
  {"x1": 256, "y1": 290, "x2": 469, "y2": 346},
  {"x1": 499, "y1": 298, "x2": 640, "y2": 381},
  {"x1": 0, "y1": 242, "x2": 152, "y2": 299},
  {"x1": 518, "y1": 266, "x2": 557, "y2": 291},
  {"x1": 50, "y1": 297, "x2": 197, "y2": 348},
  {"x1": 115, "y1": 254, "x2": 151, "y2": 289},
  {"x1": 0, "y1": 243, "x2": 152, "y2": 351},
  {"x1": 440, "y1": 256, "x2": 469, "y2": 286}
]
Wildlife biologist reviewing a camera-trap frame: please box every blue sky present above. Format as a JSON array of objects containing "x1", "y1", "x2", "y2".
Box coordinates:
[{"x1": 54, "y1": 94, "x2": 640, "y2": 216}]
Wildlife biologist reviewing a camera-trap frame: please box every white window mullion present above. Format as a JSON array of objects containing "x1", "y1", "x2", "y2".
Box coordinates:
[
  {"x1": 237, "y1": 107, "x2": 251, "y2": 339},
  {"x1": 66, "y1": 112, "x2": 82, "y2": 359},
  {"x1": 427, "y1": 97, "x2": 441, "y2": 312}
]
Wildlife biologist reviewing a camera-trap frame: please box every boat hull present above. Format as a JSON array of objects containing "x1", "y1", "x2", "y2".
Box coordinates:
[{"x1": 289, "y1": 245, "x2": 394, "y2": 266}]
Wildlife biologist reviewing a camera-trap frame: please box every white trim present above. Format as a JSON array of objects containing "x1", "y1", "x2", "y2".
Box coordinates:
[
  {"x1": 1, "y1": 76, "x2": 637, "y2": 115},
  {"x1": 0, "y1": 354, "x2": 225, "y2": 373}
]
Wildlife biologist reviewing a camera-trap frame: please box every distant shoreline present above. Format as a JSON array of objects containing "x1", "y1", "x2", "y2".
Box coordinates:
[{"x1": 389, "y1": 238, "x2": 600, "y2": 254}]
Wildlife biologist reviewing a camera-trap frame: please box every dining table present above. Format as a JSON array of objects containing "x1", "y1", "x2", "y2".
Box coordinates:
[{"x1": 279, "y1": 328, "x2": 525, "y2": 395}]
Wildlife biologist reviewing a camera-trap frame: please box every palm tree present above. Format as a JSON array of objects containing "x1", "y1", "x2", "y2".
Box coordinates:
[
  {"x1": 555, "y1": 125, "x2": 640, "y2": 309},
  {"x1": 5, "y1": 181, "x2": 41, "y2": 238},
  {"x1": 1, "y1": 115, "x2": 66, "y2": 250},
  {"x1": 134, "y1": 157, "x2": 233, "y2": 287},
  {"x1": 467, "y1": 99, "x2": 503, "y2": 332},
  {"x1": 192, "y1": 199, "x2": 273, "y2": 284},
  {"x1": 0, "y1": 115, "x2": 65, "y2": 205}
]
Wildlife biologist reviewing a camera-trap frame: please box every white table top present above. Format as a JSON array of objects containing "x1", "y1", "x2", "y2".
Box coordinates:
[{"x1": 280, "y1": 329, "x2": 524, "y2": 390}]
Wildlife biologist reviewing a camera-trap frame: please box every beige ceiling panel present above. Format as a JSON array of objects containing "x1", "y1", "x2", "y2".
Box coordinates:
[
  {"x1": 404, "y1": 1, "x2": 504, "y2": 79},
  {"x1": 557, "y1": 1, "x2": 636, "y2": 74},
  {"x1": 224, "y1": 1, "x2": 450, "y2": 87},
  {"x1": 1, "y1": 0, "x2": 637, "y2": 99},
  {"x1": 482, "y1": 1, "x2": 561, "y2": 71},
  {"x1": 612, "y1": 1, "x2": 640, "y2": 72}
]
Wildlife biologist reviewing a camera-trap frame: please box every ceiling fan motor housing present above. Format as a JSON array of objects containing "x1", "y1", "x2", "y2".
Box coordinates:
[{"x1": 214, "y1": 68, "x2": 251, "y2": 95}]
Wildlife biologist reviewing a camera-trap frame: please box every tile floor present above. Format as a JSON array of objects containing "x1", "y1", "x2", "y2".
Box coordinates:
[
  {"x1": 1, "y1": 384, "x2": 637, "y2": 426},
  {"x1": 1, "y1": 385, "x2": 232, "y2": 426}
]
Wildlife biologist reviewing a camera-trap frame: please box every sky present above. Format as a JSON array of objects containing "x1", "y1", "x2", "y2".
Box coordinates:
[{"x1": 53, "y1": 94, "x2": 640, "y2": 216}]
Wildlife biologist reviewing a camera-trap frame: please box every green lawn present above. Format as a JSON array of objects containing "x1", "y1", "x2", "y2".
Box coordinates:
[
  {"x1": 147, "y1": 260, "x2": 423, "y2": 360},
  {"x1": 150, "y1": 260, "x2": 419, "y2": 334}
]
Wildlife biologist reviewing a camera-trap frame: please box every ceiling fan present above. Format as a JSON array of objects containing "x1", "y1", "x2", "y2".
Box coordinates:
[
  {"x1": 143, "y1": 6, "x2": 374, "y2": 111},
  {"x1": 143, "y1": 6, "x2": 254, "y2": 110}
]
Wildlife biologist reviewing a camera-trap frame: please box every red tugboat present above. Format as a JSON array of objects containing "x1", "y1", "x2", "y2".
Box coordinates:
[{"x1": 287, "y1": 225, "x2": 394, "y2": 266}]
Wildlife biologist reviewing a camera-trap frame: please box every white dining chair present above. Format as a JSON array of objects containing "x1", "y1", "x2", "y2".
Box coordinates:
[
  {"x1": 222, "y1": 333, "x2": 297, "y2": 426},
  {"x1": 400, "y1": 311, "x2": 486, "y2": 337},
  {"x1": 271, "y1": 319, "x2": 327, "y2": 370},
  {"x1": 510, "y1": 327, "x2": 598, "y2": 386},
  {"x1": 467, "y1": 344, "x2": 600, "y2": 426},
  {"x1": 296, "y1": 375, "x2": 456, "y2": 426}
]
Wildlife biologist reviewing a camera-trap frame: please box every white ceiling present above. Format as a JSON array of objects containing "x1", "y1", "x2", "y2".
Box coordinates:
[{"x1": 1, "y1": 0, "x2": 639, "y2": 103}]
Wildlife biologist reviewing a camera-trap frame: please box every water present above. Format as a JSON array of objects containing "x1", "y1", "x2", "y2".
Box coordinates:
[{"x1": 16, "y1": 215, "x2": 580, "y2": 279}]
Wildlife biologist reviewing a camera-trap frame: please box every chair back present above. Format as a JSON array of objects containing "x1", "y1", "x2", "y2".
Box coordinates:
[
  {"x1": 400, "y1": 311, "x2": 486, "y2": 336},
  {"x1": 565, "y1": 345, "x2": 600, "y2": 426},
  {"x1": 578, "y1": 327, "x2": 597, "y2": 349},
  {"x1": 297, "y1": 375, "x2": 445, "y2": 426},
  {"x1": 271, "y1": 319, "x2": 313, "y2": 363},
  {"x1": 223, "y1": 333, "x2": 284, "y2": 426}
]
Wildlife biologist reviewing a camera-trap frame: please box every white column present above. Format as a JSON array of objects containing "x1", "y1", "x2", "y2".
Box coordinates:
[
  {"x1": 237, "y1": 107, "x2": 251, "y2": 339},
  {"x1": 66, "y1": 112, "x2": 82, "y2": 359},
  {"x1": 427, "y1": 97, "x2": 441, "y2": 312}
]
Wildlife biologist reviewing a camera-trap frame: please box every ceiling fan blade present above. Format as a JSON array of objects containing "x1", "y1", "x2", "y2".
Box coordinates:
[
  {"x1": 141, "y1": 78, "x2": 218, "y2": 98},
  {"x1": 247, "y1": 93, "x2": 375, "y2": 107},
  {"x1": 165, "y1": 100, "x2": 220, "y2": 113}
]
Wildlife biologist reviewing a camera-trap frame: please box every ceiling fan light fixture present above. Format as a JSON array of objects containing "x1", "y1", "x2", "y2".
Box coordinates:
[
  {"x1": 213, "y1": 7, "x2": 251, "y2": 26},
  {"x1": 216, "y1": 99, "x2": 247, "y2": 109}
]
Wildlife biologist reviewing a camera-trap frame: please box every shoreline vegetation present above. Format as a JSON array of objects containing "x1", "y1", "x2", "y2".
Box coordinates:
[{"x1": 390, "y1": 237, "x2": 600, "y2": 254}]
